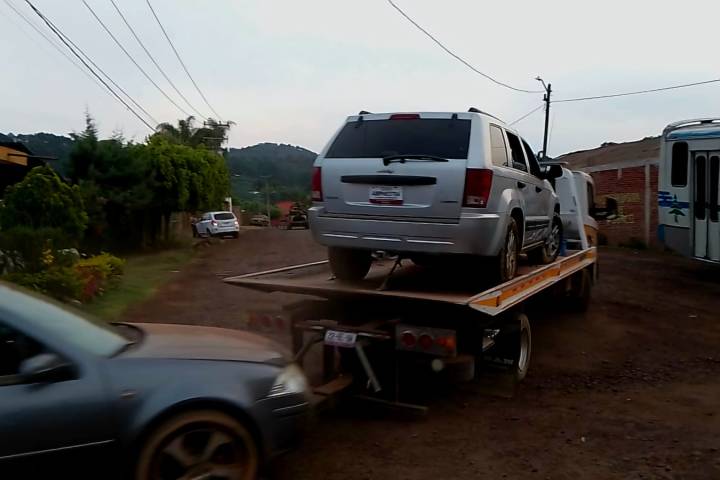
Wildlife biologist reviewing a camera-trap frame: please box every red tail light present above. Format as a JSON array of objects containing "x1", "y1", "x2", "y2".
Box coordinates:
[
  {"x1": 390, "y1": 113, "x2": 420, "y2": 120},
  {"x1": 463, "y1": 169, "x2": 493, "y2": 208},
  {"x1": 311, "y1": 167, "x2": 323, "y2": 201},
  {"x1": 418, "y1": 334, "x2": 434, "y2": 351},
  {"x1": 400, "y1": 331, "x2": 417, "y2": 348}
]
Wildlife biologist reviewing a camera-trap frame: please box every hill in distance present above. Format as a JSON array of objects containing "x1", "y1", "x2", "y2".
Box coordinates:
[{"x1": 0, "y1": 132, "x2": 74, "y2": 174}]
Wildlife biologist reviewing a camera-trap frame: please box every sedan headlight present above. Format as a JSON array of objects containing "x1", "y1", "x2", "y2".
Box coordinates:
[{"x1": 268, "y1": 364, "x2": 309, "y2": 398}]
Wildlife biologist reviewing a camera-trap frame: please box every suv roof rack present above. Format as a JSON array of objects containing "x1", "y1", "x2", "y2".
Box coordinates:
[
  {"x1": 468, "y1": 107, "x2": 502, "y2": 122},
  {"x1": 358, "y1": 110, "x2": 372, "y2": 115}
]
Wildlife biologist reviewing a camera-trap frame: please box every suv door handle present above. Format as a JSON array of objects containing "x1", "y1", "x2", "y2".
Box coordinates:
[
  {"x1": 517, "y1": 182, "x2": 526, "y2": 189},
  {"x1": 535, "y1": 186, "x2": 542, "y2": 193}
]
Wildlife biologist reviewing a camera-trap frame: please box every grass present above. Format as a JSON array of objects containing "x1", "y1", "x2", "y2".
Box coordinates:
[{"x1": 83, "y1": 248, "x2": 194, "y2": 321}]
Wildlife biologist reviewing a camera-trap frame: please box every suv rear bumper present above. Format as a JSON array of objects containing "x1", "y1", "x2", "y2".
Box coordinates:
[{"x1": 309, "y1": 207, "x2": 506, "y2": 256}]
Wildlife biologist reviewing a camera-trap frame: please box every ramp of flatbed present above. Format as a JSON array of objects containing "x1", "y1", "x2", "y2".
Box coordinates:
[{"x1": 224, "y1": 248, "x2": 597, "y2": 316}]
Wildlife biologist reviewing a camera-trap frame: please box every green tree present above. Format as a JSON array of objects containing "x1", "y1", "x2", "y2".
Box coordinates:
[
  {"x1": 68, "y1": 113, "x2": 100, "y2": 183},
  {"x1": 0, "y1": 166, "x2": 87, "y2": 241},
  {"x1": 154, "y1": 117, "x2": 232, "y2": 151}
]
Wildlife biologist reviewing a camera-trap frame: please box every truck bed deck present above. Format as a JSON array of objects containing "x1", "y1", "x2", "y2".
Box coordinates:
[{"x1": 224, "y1": 247, "x2": 597, "y2": 316}]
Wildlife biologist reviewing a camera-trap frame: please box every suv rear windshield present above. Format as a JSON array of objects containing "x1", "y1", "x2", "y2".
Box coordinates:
[
  {"x1": 213, "y1": 213, "x2": 235, "y2": 220},
  {"x1": 325, "y1": 118, "x2": 471, "y2": 159}
]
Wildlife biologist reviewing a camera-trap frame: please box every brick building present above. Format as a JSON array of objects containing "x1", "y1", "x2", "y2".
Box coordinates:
[{"x1": 557, "y1": 137, "x2": 660, "y2": 247}]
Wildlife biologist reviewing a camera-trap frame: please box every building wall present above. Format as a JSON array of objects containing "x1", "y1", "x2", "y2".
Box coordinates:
[{"x1": 589, "y1": 164, "x2": 659, "y2": 247}]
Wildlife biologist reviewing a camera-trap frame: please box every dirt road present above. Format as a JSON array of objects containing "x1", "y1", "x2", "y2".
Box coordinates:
[{"x1": 124, "y1": 229, "x2": 720, "y2": 479}]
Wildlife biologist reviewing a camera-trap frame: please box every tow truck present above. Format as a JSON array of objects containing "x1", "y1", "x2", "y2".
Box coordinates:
[{"x1": 225, "y1": 166, "x2": 614, "y2": 412}]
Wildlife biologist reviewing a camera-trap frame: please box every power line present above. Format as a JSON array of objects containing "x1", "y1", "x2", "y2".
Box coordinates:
[
  {"x1": 2, "y1": 0, "x2": 109, "y2": 94},
  {"x1": 508, "y1": 104, "x2": 545, "y2": 126},
  {"x1": 82, "y1": 0, "x2": 193, "y2": 118},
  {"x1": 553, "y1": 78, "x2": 720, "y2": 103},
  {"x1": 23, "y1": 0, "x2": 156, "y2": 130},
  {"x1": 145, "y1": 0, "x2": 222, "y2": 120},
  {"x1": 386, "y1": 0, "x2": 543, "y2": 94},
  {"x1": 108, "y1": 0, "x2": 208, "y2": 120}
]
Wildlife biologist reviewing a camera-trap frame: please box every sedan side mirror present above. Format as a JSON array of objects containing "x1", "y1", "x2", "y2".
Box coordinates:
[
  {"x1": 19, "y1": 353, "x2": 74, "y2": 384},
  {"x1": 590, "y1": 197, "x2": 619, "y2": 221}
]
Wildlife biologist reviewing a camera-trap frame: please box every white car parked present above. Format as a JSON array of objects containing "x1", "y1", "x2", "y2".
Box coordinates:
[{"x1": 194, "y1": 211, "x2": 240, "y2": 238}]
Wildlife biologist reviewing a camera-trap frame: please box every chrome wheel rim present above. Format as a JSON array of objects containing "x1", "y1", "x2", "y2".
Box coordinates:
[
  {"x1": 547, "y1": 222, "x2": 561, "y2": 258},
  {"x1": 506, "y1": 229, "x2": 517, "y2": 278},
  {"x1": 155, "y1": 427, "x2": 247, "y2": 480}
]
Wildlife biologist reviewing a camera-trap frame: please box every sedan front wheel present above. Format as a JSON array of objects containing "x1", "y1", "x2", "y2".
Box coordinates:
[{"x1": 135, "y1": 410, "x2": 258, "y2": 480}]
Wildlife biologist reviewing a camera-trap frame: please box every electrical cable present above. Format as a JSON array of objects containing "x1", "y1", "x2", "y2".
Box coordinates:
[
  {"x1": 82, "y1": 0, "x2": 193, "y2": 118},
  {"x1": 23, "y1": 0, "x2": 156, "y2": 130},
  {"x1": 108, "y1": 0, "x2": 208, "y2": 120},
  {"x1": 144, "y1": 0, "x2": 222, "y2": 120},
  {"x1": 386, "y1": 0, "x2": 543, "y2": 94}
]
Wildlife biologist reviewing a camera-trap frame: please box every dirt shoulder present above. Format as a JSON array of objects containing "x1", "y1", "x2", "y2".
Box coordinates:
[{"x1": 124, "y1": 231, "x2": 720, "y2": 480}]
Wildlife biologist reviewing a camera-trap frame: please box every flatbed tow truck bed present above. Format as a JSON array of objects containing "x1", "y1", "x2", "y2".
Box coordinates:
[{"x1": 224, "y1": 248, "x2": 597, "y2": 412}]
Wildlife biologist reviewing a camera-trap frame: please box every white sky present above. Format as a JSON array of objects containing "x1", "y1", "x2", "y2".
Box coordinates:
[{"x1": 1, "y1": 0, "x2": 719, "y2": 156}]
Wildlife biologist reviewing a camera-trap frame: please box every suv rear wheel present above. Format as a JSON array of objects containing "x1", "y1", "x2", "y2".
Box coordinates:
[
  {"x1": 328, "y1": 247, "x2": 372, "y2": 281},
  {"x1": 528, "y1": 212, "x2": 562, "y2": 265},
  {"x1": 493, "y1": 218, "x2": 519, "y2": 282}
]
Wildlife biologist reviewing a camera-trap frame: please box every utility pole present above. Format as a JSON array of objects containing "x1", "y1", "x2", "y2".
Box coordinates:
[
  {"x1": 260, "y1": 175, "x2": 272, "y2": 223},
  {"x1": 536, "y1": 77, "x2": 551, "y2": 159}
]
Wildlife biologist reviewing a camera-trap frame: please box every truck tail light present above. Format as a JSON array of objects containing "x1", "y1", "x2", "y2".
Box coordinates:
[
  {"x1": 400, "y1": 331, "x2": 417, "y2": 348},
  {"x1": 311, "y1": 167, "x2": 323, "y2": 201},
  {"x1": 418, "y1": 334, "x2": 434, "y2": 351},
  {"x1": 463, "y1": 169, "x2": 493, "y2": 208}
]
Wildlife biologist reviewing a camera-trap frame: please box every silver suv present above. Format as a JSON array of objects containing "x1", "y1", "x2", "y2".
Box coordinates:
[{"x1": 309, "y1": 110, "x2": 563, "y2": 282}]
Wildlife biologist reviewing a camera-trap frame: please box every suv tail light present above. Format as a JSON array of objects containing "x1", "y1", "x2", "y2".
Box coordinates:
[
  {"x1": 311, "y1": 167, "x2": 323, "y2": 201},
  {"x1": 463, "y1": 169, "x2": 493, "y2": 208}
]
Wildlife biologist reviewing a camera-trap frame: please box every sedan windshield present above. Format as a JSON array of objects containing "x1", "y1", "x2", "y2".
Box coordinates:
[{"x1": 2, "y1": 285, "x2": 130, "y2": 357}]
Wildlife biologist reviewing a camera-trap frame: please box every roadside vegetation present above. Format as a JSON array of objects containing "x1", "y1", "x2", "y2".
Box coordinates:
[{"x1": 0, "y1": 114, "x2": 229, "y2": 306}]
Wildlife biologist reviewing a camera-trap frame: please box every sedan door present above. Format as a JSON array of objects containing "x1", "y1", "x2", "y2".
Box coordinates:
[{"x1": 0, "y1": 320, "x2": 115, "y2": 464}]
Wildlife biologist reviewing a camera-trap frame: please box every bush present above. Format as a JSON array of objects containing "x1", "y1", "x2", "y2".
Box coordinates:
[
  {"x1": 0, "y1": 227, "x2": 71, "y2": 273},
  {"x1": 6, "y1": 267, "x2": 83, "y2": 302},
  {"x1": 75, "y1": 253, "x2": 125, "y2": 302},
  {"x1": 0, "y1": 166, "x2": 87, "y2": 243}
]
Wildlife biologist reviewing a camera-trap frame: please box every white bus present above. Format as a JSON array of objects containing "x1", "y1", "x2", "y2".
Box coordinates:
[{"x1": 659, "y1": 118, "x2": 720, "y2": 263}]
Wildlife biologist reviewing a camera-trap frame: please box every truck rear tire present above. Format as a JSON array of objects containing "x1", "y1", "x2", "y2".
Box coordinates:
[
  {"x1": 528, "y1": 213, "x2": 562, "y2": 264},
  {"x1": 328, "y1": 247, "x2": 372, "y2": 281},
  {"x1": 484, "y1": 312, "x2": 532, "y2": 382},
  {"x1": 568, "y1": 269, "x2": 592, "y2": 312}
]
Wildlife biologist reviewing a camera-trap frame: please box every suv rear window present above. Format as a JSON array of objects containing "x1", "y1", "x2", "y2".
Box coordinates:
[
  {"x1": 325, "y1": 118, "x2": 471, "y2": 159},
  {"x1": 213, "y1": 213, "x2": 235, "y2": 220}
]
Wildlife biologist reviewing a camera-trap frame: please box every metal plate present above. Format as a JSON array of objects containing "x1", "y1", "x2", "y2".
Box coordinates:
[
  {"x1": 324, "y1": 330, "x2": 357, "y2": 348},
  {"x1": 369, "y1": 185, "x2": 403, "y2": 205}
]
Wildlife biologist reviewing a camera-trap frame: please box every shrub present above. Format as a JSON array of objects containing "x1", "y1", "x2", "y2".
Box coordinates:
[
  {"x1": 75, "y1": 253, "x2": 125, "y2": 302},
  {"x1": 0, "y1": 227, "x2": 70, "y2": 273},
  {"x1": 6, "y1": 267, "x2": 83, "y2": 302},
  {"x1": 0, "y1": 166, "x2": 87, "y2": 243}
]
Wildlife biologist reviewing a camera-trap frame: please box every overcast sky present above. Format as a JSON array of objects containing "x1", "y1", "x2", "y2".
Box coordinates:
[{"x1": 1, "y1": 0, "x2": 719, "y2": 156}]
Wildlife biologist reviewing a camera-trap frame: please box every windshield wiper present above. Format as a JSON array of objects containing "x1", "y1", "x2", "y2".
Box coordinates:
[{"x1": 382, "y1": 154, "x2": 449, "y2": 166}]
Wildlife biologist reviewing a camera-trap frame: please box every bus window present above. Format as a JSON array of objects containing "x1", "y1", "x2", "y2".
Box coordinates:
[{"x1": 671, "y1": 142, "x2": 688, "y2": 186}]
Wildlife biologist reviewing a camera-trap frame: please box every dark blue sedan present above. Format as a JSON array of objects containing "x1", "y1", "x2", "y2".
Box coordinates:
[{"x1": 0, "y1": 282, "x2": 310, "y2": 479}]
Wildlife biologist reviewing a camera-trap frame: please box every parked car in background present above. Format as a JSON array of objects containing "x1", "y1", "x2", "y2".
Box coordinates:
[
  {"x1": 0, "y1": 282, "x2": 310, "y2": 479},
  {"x1": 286, "y1": 203, "x2": 309, "y2": 230},
  {"x1": 309, "y1": 110, "x2": 563, "y2": 282},
  {"x1": 194, "y1": 211, "x2": 240, "y2": 238},
  {"x1": 250, "y1": 214, "x2": 271, "y2": 227}
]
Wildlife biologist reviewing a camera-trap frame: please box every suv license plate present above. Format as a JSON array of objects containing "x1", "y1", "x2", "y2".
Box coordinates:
[
  {"x1": 369, "y1": 186, "x2": 403, "y2": 205},
  {"x1": 324, "y1": 330, "x2": 357, "y2": 348}
]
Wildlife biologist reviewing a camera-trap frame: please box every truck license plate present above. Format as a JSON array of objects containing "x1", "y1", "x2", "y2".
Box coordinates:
[
  {"x1": 369, "y1": 186, "x2": 403, "y2": 205},
  {"x1": 324, "y1": 330, "x2": 357, "y2": 348}
]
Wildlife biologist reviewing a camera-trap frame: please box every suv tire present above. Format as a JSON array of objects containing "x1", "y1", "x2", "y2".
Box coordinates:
[
  {"x1": 328, "y1": 247, "x2": 372, "y2": 281},
  {"x1": 494, "y1": 218, "x2": 520, "y2": 282},
  {"x1": 528, "y1": 212, "x2": 563, "y2": 265}
]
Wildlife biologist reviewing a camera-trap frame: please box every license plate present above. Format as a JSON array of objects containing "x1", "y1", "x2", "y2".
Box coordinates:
[
  {"x1": 369, "y1": 185, "x2": 403, "y2": 205},
  {"x1": 324, "y1": 330, "x2": 357, "y2": 348}
]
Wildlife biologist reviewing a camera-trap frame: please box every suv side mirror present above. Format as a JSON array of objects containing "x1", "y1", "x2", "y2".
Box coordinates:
[
  {"x1": 19, "y1": 353, "x2": 74, "y2": 384},
  {"x1": 590, "y1": 197, "x2": 619, "y2": 221},
  {"x1": 540, "y1": 164, "x2": 563, "y2": 179}
]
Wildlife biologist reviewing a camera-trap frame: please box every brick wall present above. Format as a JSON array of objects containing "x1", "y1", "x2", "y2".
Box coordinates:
[{"x1": 590, "y1": 164, "x2": 659, "y2": 247}]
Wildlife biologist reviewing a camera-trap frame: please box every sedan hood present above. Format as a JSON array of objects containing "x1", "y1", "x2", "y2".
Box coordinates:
[{"x1": 121, "y1": 323, "x2": 289, "y2": 366}]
